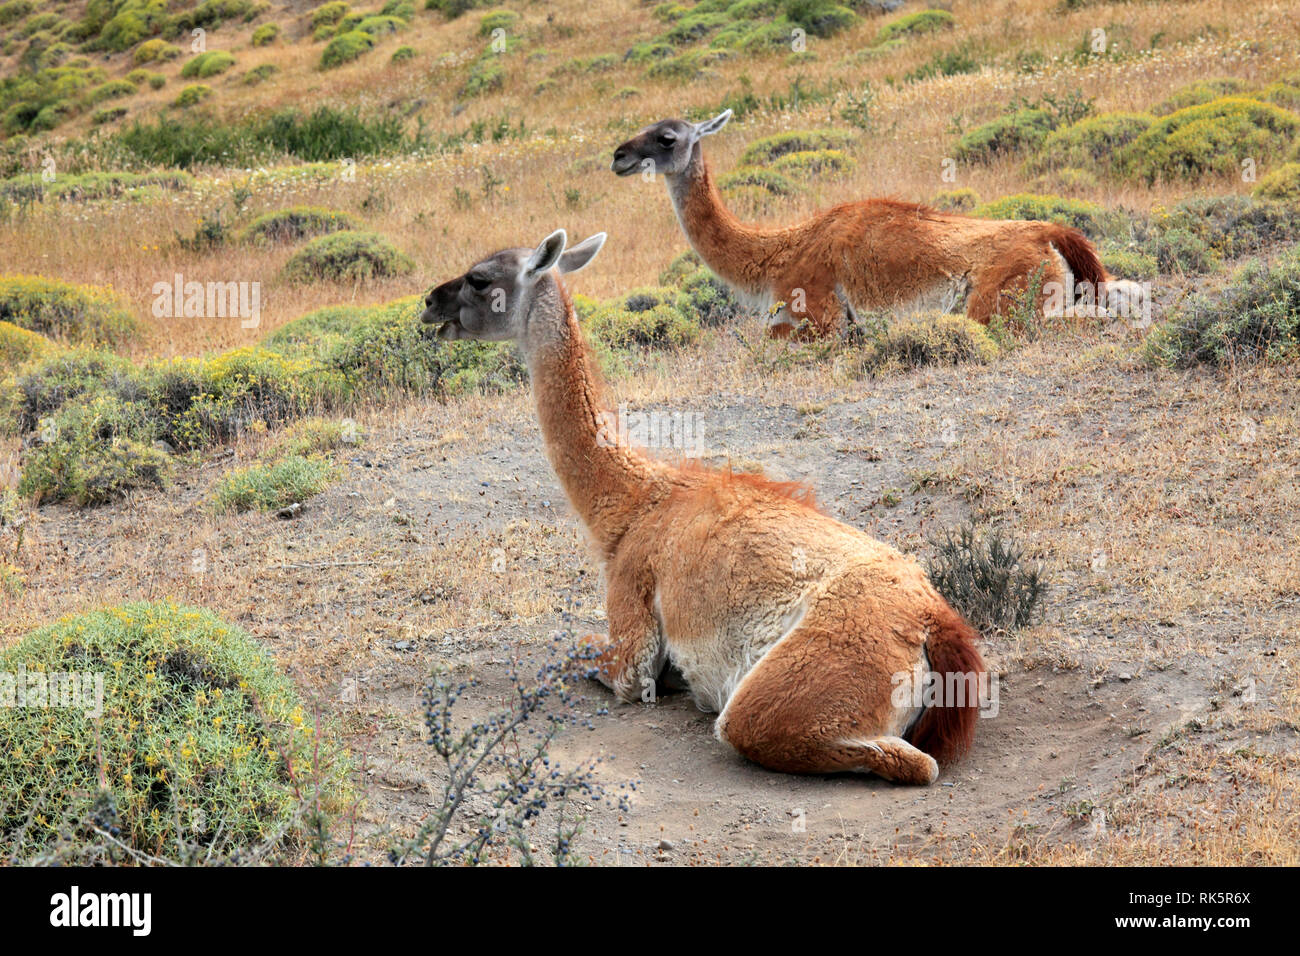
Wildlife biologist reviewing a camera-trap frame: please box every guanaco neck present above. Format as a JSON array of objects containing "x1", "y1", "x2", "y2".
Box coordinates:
[
  {"x1": 522, "y1": 275, "x2": 667, "y2": 559},
  {"x1": 664, "y1": 143, "x2": 788, "y2": 294}
]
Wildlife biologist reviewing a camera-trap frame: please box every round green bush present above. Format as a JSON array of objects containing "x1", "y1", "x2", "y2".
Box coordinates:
[
  {"x1": 719, "y1": 165, "x2": 800, "y2": 196},
  {"x1": 180, "y1": 50, "x2": 236, "y2": 79},
  {"x1": 280, "y1": 230, "x2": 415, "y2": 283},
  {"x1": 173, "y1": 84, "x2": 213, "y2": 108},
  {"x1": 770, "y1": 148, "x2": 857, "y2": 179},
  {"x1": 131, "y1": 38, "x2": 181, "y2": 65},
  {"x1": 478, "y1": 9, "x2": 518, "y2": 36},
  {"x1": 739, "y1": 127, "x2": 857, "y2": 165},
  {"x1": 1254, "y1": 162, "x2": 1300, "y2": 202},
  {"x1": 0, "y1": 320, "x2": 56, "y2": 368},
  {"x1": 0, "y1": 275, "x2": 138, "y2": 346},
  {"x1": 1121, "y1": 97, "x2": 1300, "y2": 183},
  {"x1": 1029, "y1": 111, "x2": 1153, "y2": 173},
  {"x1": 956, "y1": 108, "x2": 1055, "y2": 162},
  {"x1": 251, "y1": 22, "x2": 280, "y2": 46},
  {"x1": 1101, "y1": 246, "x2": 1159, "y2": 281},
  {"x1": 972, "y1": 193, "x2": 1124, "y2": 241},
  {"x1": 240, "y1": 206, "x2": 358, "y2": 245},
  {"x1": 357, "y1": 14, "x2": 406, "y2": 35},
  {"x1": 584, "y1": 287, "x2": 701, "y2": 349},
  {"x1": 391, "y1": 45, "x2": 416, "y2": 63},
  {"x1": 1153, "y1": 77, "x2": 1252, "y2": 116},
  {"x1": 321, "y1": 30, "x2": 375, "y2": 69},
  {"x1": 876, "y1": 8, "x2": 955, "y2": 44},
  {"x1": 311, "y1": 0, "x2": 351, "y2": 29},
  {"x1": 0, "y1": 601, "x2": 347, "y2": 863}
]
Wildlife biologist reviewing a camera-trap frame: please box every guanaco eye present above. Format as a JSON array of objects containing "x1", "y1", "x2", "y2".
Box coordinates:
[
  {"x1": 658, "y1": 134, "x2": 676, "y2": 148},
  {"x1": 467, "y1": 273, "x2": 492, "y2": 291}
]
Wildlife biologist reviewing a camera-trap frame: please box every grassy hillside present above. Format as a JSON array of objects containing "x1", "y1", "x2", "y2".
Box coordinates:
[{"x1": 1, "y1": 0, "x2": 1298, "y2": 866}]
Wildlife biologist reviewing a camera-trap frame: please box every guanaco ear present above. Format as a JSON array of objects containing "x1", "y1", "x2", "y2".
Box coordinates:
[
  {"x1": 523, "y1": 229, "x2": 567, "y2": 278},
  {"x1": 557, "y1": 232, "x2": 606, "y2": 274},
  {"x1": 692, "y1": 109, "x2": 732, "y2": 140}
]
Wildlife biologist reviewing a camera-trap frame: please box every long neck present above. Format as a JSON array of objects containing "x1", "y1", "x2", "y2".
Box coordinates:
[
  {"x1": 522, "y1": 277, "x2": 664, "y2": 559},
  {"x1": 664, "y1": 144, "x2": 784, "y2": 292}
]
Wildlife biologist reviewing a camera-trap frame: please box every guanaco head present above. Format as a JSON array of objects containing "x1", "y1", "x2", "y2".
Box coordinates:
[
  {"x1": 610, "y1": 109, "x2": 732, "y2": 177},
  {"x1": 420, "y1": 230, "x2": 606, "y2": 341}
]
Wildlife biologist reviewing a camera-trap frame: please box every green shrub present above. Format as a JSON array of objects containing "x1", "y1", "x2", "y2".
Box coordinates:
[
  {"x1": 739, "y1": 127, "x2": 856, "y2": 165},
  {"x1": 956, "y1": 108, "x2": 1055, "y2": 162},
  {"x1": 1029, "y1": 111, "x2": 1152, "y2": 173},
  {"x1": 0, "y1": 1, "x2": 34, "y2": 27},
  {"x1": 169, "y1": 0, "x2": 260, "y2": 32},
  {"x1": 461, "y1": 59, "x2": 504, "y2": 96},
  {"x1": 181, "y1": 50, "x2": 236, "y2": 79},
  {"x1": 131, "y1": 38, "x2": 180, "y2": 64},
  {"x1": 1256, "y1": 81, "x2": 1300, "y2": 113},
  {"x1": 17, "y1": 393, "x2": 169, "y2": 505},
  {"x1": 903, "y1": 43, "x2": 978, "y2": 82},
  {"x1": 243, "y1": 63, "x2": 279, "y2": 84},
  {"x1": 1146, "y1": 244, "x2": 1300, "y2": 367},
  {"x1": 931, "y1": 187, "x2": 979, "y2": 211},
  {"x1": 1121, "y1": 97, "x2": 1300, "y2": 183},
  {"x1": 478, "y1": 9, "x2": 519, "y2": 36},
  {"x1": 91, "y1": 105, "x2": 129, "y2": 125},
  {"x1": 240, "y1": 206, "x2": 358, "y2": 244},
  {"x1": 584, "y1": 287, "x2": 700, "y2": 349},
  {"x1": 0, "y1": 276, "x2": 138, "y2": 347},
  {"x1": 1159, "y1": 195, "x2": 1300, "y2": 262},
  {"x1": 718, "y1": 165, "x2": 799, "y2": 196},
  {"x1": 1152, "y1": 77, "x2": 1251, "y2": 116},
  {"x1": 312, "y1": 1, "x2": 351, "y2": 29},
  {"x1": 927, "y1": 523, "x2": 1047, "y2": 633},
  {"x1": 280, "y1": 230, "x2": 414, "y2": 284},
  {"x1": 212, "y1": 454, "x2": 336, "y2": 512},
  {"x1": 863, "y1": 312, "x2": 999, "y2": 371},
  {"x1": 320, "y1": 30, "x2": 375, "y2": 69},
  {"x1": 1254, "y1": 162, "x2": 1300, "y2": 202},
  {"x1": 770, "y1": 148, "x2": 856, "y2": 179},
  {"x1": 357, "y1": 14, "x2": 406, "y2": 35},
  {"x1": 0, "y1": 601, "x2": 348, "y2": 863},
  {"x1": 876, "y1": 8, "x2": 954, "y2": 43},
  {"x1": 972, "y1": 193, "x2": 1123, "y2": 242},
  {"x1": 251, "y1": 22, "x2": 280, "y2": 46},
  {"x1": 0, "y1": 320, "x2": 56, "y2": 368},
  {"x1": 783, "y1": 0, "x2": 856, "y2": 39},
  {"x1": 1100, "y1": 246, "x2": 1158, "y2": 281},
  {"x1": 173, "y1": 84, "x2": 213, "y2": 108},
  {"x1": 87, "y1": 79, "x2": 136, "y2": 105},
  {"x1": 677, "y1": 267, "x2": 739, "y2": 326},
  {"x1": 425, "y1": 0, "x2": 494, "y2": 16},
  {"x1": 391, "y1": 45, "x2": 416, "y2": 63}
]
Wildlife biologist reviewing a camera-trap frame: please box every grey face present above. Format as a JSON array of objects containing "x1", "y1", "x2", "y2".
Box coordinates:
[
  {"x1": 610, "y1": 109, "x2": 732, "y2": 178},
  {"x1": 419, "y1": 231, "x2": 607, "y2": 342},
  {"x1": 611, "y1": 119, "x2": 698, "y2": 177}
]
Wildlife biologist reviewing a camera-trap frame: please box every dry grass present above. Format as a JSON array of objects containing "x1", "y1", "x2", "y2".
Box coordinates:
[{"x1": 2, "y1": 0, "x2": 1299, "y2": 356}]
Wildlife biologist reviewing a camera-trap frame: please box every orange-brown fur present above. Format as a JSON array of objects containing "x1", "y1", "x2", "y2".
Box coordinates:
[
  {"x1": 673, "y1": 151, "x2": 1113, "y2": 338},
  {"x1": 529, "y1": 274, "x2": 986, "y2": 783}
]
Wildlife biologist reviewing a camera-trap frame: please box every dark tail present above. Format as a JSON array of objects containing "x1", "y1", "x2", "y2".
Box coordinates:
[
  {"x1": 1047, "y1": 224, "x2": 1108, "y2": 293},
  {"x1": 908, "y1": 603, "x2": 986, "y2": 764}
]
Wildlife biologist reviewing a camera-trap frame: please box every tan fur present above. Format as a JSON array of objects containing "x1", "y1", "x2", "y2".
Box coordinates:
[
  {"x1": 537, "y1": 284, "x2": 981, "y2": 783},
  {"x1": 614, "y1": 116, "x2": 1134, "y2": 339},
  {"x1": 424, "y1": 231, "x2": 986, "y2": 783}
]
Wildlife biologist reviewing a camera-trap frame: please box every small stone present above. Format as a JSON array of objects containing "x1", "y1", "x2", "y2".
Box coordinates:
[{"x1": 657, "y1": 839, "x2": 673, "y2": 852}]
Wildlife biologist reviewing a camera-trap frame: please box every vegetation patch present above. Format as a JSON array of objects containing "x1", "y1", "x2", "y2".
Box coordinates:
[
  {"x1": 972, "y1": 193, "x2": 1124, "y2": 242},
  {"x1": 1254, "y1": 162, "x2": 1300, "y2": 203},
  {"x1": 0, "y1": 319, "x2": 56, "y2": 368},
  {"x1": 582, "y1": 286, "x2": 702, "y2": 350},
  {"x1": 0, "y1": 276, "x2": 138, "y2": 347},
  {"x1": 1120, "y1": 97, "x2": 1300, "y2": 183},
  {"x1": 240, "y1": 206, "x2": 358, "y2": 245},
  {"x1": 875, "y1": 8, "x2": 954, "y2": 43},
  {"x1": 1146, "y1": 243, "x2": 1300, "y2": 367},
  {"x1": 0, "y1": 601, "x2": 348, "y2": 864},
  {"x1": 280, "y1": 230, "x2": 414, "y2": 284},
  {"x1": 860, "y1": 312, "x2": 999, "y2": 372},
  {"x1": 927, "y1": 523, "x2": 1047, "y2": 633},
  {"x1": 956, "y1": 108, "x2": 1055, "y2": 162},
  {"x1": 1028, "y1": 111, "x2": 1153, "y2": 174},
  {"x1": 321, "y1": 30, "x2": 376, "y2": 69},
  {"x1": 1153, "y1": 77, "x2": 1252, "y2": 116},
  {"x1": 212, "y1": 454, "x2": 336, "y2": 513},
  {"x1": 738, "y1": 127, "x2": 856, "y2": 164},
  {"x1": 180, "y1": 50, "x2": 236, "y2": 79}
]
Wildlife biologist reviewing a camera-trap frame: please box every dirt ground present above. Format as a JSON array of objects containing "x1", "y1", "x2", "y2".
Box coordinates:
[{"x1": 4, "y1": 312, "x2": 1298, "y2": 865}]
